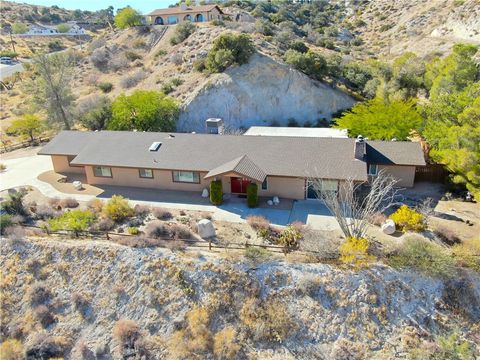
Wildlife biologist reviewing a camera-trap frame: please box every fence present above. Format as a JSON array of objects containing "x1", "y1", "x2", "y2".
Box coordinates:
[
  {"x1": 415, "y1": 164, "x2": 449, "y2": 183},
  {"x1": 1, "y1": 136, "x2": 53, "y2": 154},
  {"x1": 18, "y1": 224, "x2": 338, "y2": 258}
]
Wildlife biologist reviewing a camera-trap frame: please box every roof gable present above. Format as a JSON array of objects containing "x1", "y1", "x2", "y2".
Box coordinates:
[{"x1": 205, "y1": 155, "x2": 267, "y2": 182}]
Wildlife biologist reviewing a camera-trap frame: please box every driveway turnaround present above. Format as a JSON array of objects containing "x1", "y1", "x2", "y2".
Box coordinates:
[{"x1": 0, "y1": 152, "x2": 338, "y2": 230}]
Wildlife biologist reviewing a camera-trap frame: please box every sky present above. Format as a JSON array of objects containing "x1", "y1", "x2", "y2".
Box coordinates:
[{"x1": 9, "y1": 0, "x2": 175, "y2": 13}]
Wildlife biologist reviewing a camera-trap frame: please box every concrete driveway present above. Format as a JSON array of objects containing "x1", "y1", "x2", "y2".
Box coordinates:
[{"x1": 0, "y1": 150, "x2": 338, "y2": 229}]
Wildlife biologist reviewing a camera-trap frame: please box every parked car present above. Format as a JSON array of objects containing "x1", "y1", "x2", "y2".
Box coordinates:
[{"x1": 0, "y1": 57, "x2": 13, "y2": 65}]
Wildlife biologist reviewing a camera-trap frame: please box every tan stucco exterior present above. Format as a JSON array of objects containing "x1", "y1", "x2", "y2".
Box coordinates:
[
  {"x1": 258, "y1": 176, "x2": 306, "y2": 200},
  {"x1": 51, "y1": 155, "x2": 85, "y2": 174},
  {"x1": 376, "y1": 165, "x2": 416, "y2": 187},
  {"x1": 146, "y1": 7, "x2": 222, "y2": 25}
]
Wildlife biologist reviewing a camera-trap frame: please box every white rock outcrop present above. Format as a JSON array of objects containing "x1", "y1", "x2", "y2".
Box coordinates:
[
  {"x1": 381, "y1": 219, "x2": 396, "y2": 235},
  {"x1": 178, "y1": 54, "x2": 355, "y2": 132},
  {"x1": 197, "y1": 219, "x2": 216, "y2": 239}
]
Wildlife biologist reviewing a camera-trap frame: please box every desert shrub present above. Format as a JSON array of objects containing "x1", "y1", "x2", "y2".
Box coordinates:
[
  {"x1": 0, "y1": 163, "x2": 6, "y2": 171},
  {"x1": 48, "y1": 197, "x2": 62, "y2": 210},
  {"x1": 170, "y1": 224, "x2": 192, "y2": 239},
  {"x1": 28, "y1": 282, "x2": 51, "y2": 306},
  {"x1": 433, "y1": 225, "x2": 461, "y2": 245},
  {"x1": 161, "y1": 82, "x2": 174, "y2": 94},
  {"x1": 113, "y1": 319, "x2": 140, "y2": 346},
  {"x1": 246, "y1": 183, "x2": 258, "y2": 208},
  {"x1": 72, "y1": 292, "x2": 90, "y2": 315},
  {"x1": 134, "y1": 204, "x2": 151, "y2": 216},
  {"x1": 0, "y1": 214, "x2": 13, "y2": 235},
  {"x1": 209, "y1": 180, "x2": 223, "y2": 205},
  {"x1": 284, "y1": 49, "x2": 327, "y2": 81},
  {"x1": 435, "y1": 331, "x2": 474, "y2": 359},
  {"x1": 155, "y1": 49, "x2": 167, "y2": 58},
  {"x1": 452, "y1": 239, "x2": 480, "y2": 272},
  {"x1": 278, "y1": 225, "x2": 303, "y2": 249},
  {"x1": 34, "y1": 305, "x2": 55, "y2": 328},
  {"x1": 244, "y1": 246, "x2": 271, "y2": 263},
  {"x1": 389, "y1": 236, "x2": 455, "y2": 278},
  {"x1": 170, "y1": 22, "x2": 196, "y2": 45},
  {"x1": 90, "y1": 47, "x2": 109, "y2": 69},
  {"x1": 133, "y1": 39, "x2": 146, "y2": 48},
  {"x1": 119, "y1": 70, "x2": 146, "y2": 89},
  {"x1": 58, "y1": 197, "x2": 79, "y2": 209},
  {"x1": 102, "y1": 195, "x2": 134, "y2": 222},
  {"x1": 213, "y1": 326, "x2": 240, "y2": 359},
  {"x1": 152, "y1": 207, "x2": 172, "y2": 220},
  {"x1": 205, "y1": 33, "x2": 255, "y2": 73},
  {"x1": 369, "y1": 211, "x2": 387, "y2": 226},
  {"x1": 97, "y1": 82, "x2": 113, "y2": 93},
  {"x1": 145, "y1": 221, "x2": 171, "y2": 238},
  {"x1": 25, "y1": 334, "x2": 68, "y2": 360},
  {"x1": 331, "y1": 338, "x2": 367, "y2": 360},
  {"x1": 33, "y1": 205, "x2": 57, "y2": 220},
  {"x1": 75, "y1": 94, "x2": 112, "y2": 131},
  {"x1": 91, "y1": 218, "x2": 115, "y2": 232},
  {"x1": 193, "y1": 58, "x2": 206, "y2": 72},
  {"x1": 48, "y1": 40, "x2": 64, "y2": 52},
  {"x1": 339, "y1": 237, "x2": 374, "y2": 267},
  {"x1": 114, "y1": 7, "x2": 142, "y2": 29},
  {"x1": 87, "y1": 199, "x2": 104, "y2": 213},
  {"x1": 389, "y1": 205, "x2": 426, "y2": 232},
  {"x1": 0, "y1": 339, "x2": 24, "y2": 360},
  {"x1": 239, "y1": 298, "x2": 294, "y2": 342},
  {"x1": 289, "y1": 40, "x2": 309, "y2": 53},
  {"x1": 125, "y1": 51, "x2": 141, "y2": 61},
  {"x1": 48, "y1": 210, "x2": 95, "y2": 233},
  {"x1": 2, "y1": 191, "x2": 27, "y2": 216},
  {"x1": 170, "y1": 52, "x2": 183, "y2": 65},
  {"x1": 211, "y1": 19, "x2": 225, "y2": 27},
  {"x1": 246, "y1": 215, "x2": 269, "y2": 231},
  {"x1": 171, "y1": 77, "x2": 183, "y2": 86},
  {"x1": 127, "y1": 227, "x2": 139, "y2": 235}
]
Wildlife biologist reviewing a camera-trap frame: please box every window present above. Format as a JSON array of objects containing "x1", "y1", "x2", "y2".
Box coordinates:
[
  {"x1": 139, "y1": 169, "x2": 153, "y2": 179},
  {"x1": 368, "y1": 164, "x2": 378, "y2": 176},
  {"x1": 172, "y1": 171, "x2": 200, "y2": 183},
  {"x1": 93, "y1": 166, "x2": 112, "y2": 177},
  {"x1": 261, "y1": 177, "x2": 268, "y2": 190}
]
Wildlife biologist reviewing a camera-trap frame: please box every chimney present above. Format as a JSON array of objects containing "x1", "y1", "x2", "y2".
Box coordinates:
[
  {"x1": 354, "y1": 134, "x2": 365, "y2": 160},
  {"x1": 206, "y1": 118, "x2": 224, "y2": 134},
  {"x1": 180, "y1": 2, "x2": 187, "y2": 10}
]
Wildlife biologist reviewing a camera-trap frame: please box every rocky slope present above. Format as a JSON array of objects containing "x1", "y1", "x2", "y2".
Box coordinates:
[
  {"x1": 178, "y1": 54, "x2": 354, "y2": 131},
  {"x1": 1, "y1": 237, "x2": 478, "y2": 359}
]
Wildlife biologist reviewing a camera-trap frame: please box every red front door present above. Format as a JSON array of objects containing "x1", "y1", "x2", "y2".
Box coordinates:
[{"x1": 231, "y1": 177, "x2": 250, "y2": 194}]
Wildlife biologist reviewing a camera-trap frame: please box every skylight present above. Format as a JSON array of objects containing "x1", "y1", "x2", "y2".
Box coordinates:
[{"x1": 149, "y1": 142, "x2": 162, "y2": 151}]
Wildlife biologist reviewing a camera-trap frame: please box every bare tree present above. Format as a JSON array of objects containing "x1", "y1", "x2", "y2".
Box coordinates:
[
  {"x1": 310, "y1": 171, "x2": 400, "y2": 239},
  {"x1": 28, "y1": 52, "x2": 76, "y2": 130}
]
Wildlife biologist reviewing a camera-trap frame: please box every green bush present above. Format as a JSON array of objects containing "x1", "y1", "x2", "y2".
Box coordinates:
[
  {"x1": 102, "y1": 195, "x2": 134, "y2": 222},
  {"x1": 284, "y1": 49, "x2": 327, "y2": 81},
  {"x1": 389, "y1": 205, "x2": 426, "y2": 232},
  {"x1": 206, "y1": 33, "x2": 255, "y2": 73},
  {"x1": 155, "y1": 49, "x2": 167, "y2": 58},
  {"x1": 12, "y1": 22, "x2": 28, "y2": 34},
  {"x1": 170, "y1": 22, "x2": 196, "y2": 45},
  {"x1": 389, "y1": 236, "x2": 455, "y2": 278},
  {"x1": 56, "y1": 23, "x2": 70, "y2": 33},
  {"x1": 247, "y1": 183, "x2": 258, "y2": 208},
  {"x1": 125, "y1": 51, "x2": 141, "y2": 61},
  {"x1": 127, "y1": 227, "x2": 139, "y2": 235},
  {"x1": 48, "y1": 210, "x2": 96, "y2": 233},
  {"x1": 2, "y1": 191, "x2": 27, "y2": 216},
  {"x1": 244, "y1": 246, "x2": 271, "y2": 263},
  {"x1": 114, "y1": 7, "x2": 142, "y2": 29},
  {"x1": 210, "y1": 180, "x2": 223, "y2": 205},
  {"x1": 0, "y1": 214, "x2": 13, "y2": 235},
  {"x1": 278, "y1": 225, "x2": 303, "y2": 249},
  {"x1": 98, "y1": 82, "x2": 113, "y2": 93},
  {"x1": 289, "y1": 41, "x2": 309, "y2": 53},
  {"x1": 193, "y1": 58, "x2": 206, "y2": 72},
  {"x1": 0, "y1": 50, "x2": 18, "y2": 58}
]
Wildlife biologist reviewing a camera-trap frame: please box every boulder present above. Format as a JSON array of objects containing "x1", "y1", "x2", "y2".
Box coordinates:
[
  {"x1": 73, "y1": 181, "x2": 83, "y2": 190},
  {"x1": 197, "y1": 219, "x2": 216, "y2": 239},
  {"x1": 381, "y1": 219, "x2": 396, "y2": 235},
  {"x1": 272, "y1": 196, "x2": 280, "y2": 205},
  {"x1": 201, "y1": 188, "x2": 209, "y2": 198},
  {"x1": 267, "y1": 200, "x2": 273, "y2": 206}
]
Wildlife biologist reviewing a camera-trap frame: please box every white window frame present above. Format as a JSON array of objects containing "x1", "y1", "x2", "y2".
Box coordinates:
[
  {"x1": 93, "y1": 166, "x2": 112, "y2": 178},
  {"x1": 172, "y1": 171, "x2": 200, "y2": 184},
  {"x1": 368, "y1": 164, "x2": 378, "y2": 176}
]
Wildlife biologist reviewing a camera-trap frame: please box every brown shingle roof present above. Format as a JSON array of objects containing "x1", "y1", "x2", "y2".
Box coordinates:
[
  {"x1": 146, "y1": 5, "x2": 223, "y2": 16},
  {"x1": 366, "y1": 141, "x2": 426, "y2": 166},
  {"x1": 205, "y1": 155, "x2": 267, "y2": 182}
]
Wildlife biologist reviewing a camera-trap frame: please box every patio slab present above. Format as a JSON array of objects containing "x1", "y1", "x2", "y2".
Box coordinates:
[{"x1": 290, "y1": 200, "x2": 340, "y2": 231}]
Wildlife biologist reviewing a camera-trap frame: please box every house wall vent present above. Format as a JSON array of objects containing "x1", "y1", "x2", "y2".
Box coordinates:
[{"x1": 149, "y1": 142, "x2": 162, "y2": 151}]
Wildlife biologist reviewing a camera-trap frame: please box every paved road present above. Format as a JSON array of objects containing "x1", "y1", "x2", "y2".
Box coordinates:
[{"x1": 0, "y1": 62, "x2": 25, "y2": 80}]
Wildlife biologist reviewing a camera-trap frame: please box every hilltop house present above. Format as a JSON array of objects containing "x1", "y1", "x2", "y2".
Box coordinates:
[
  {"x1": 39, "y1": 131, "x2": 425, "y2": 201},
  {"x1": 145, "y1": 3, "x2": 226, "y2": 25},
  {"x1": 23, "y1": 23, "x2": 86, "y2": 36}
]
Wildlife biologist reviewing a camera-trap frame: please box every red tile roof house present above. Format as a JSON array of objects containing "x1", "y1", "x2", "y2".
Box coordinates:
[
  {"x1": 145, "y1": 3, "x2": 227, "y2": 25},
  {"x1": 38, "y1": 131, "x2": 426, "y2": 201}
]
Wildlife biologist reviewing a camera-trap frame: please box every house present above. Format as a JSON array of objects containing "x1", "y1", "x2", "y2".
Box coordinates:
[
  {"x1": 244, "y1": 126, "x2": 348, "y2": 138},
  {"x1": 145, "y1": 3, "x2": 226, "y2": 25},
  {"x1": 22, "y1": 23, "x2": 87, "y2": 36},
  {"x1": 38, "y1": 131, "x2": 426, "y2": 201}
]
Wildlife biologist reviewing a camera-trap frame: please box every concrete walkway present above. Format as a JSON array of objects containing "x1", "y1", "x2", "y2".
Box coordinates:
[{"x1": 0, "y1": 152, "x2": 337, "y2": 229}]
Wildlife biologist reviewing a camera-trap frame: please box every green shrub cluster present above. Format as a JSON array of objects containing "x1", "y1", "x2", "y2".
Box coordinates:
[
  {"x1": 284, "y1": 49, "x2": 327, "y2": 81},
  {"x1": 98, "y1": 82, "x2": 113, "y2": 93},
  {"x1": 0, "y1": 214, "x2": 13, "y2": 235},
  {"x1": 389, "y1": 205, "x2": 426, "y2": 232},
  {"x1": 48, "y1": 210, "x2": 96, "y2": 233},
  {"x1": 209, "y1": 180, "x2": 223, "y2": 205},
  {"x1": 102, "y1": 195, "x2": 134, "y2": 222},
  {"x1": 246, "y1": 183, "x2": 258, "y2": 208},
  {"x1": 278, "y1": 225, "x2": 303, "y2": 249},
  {"x1": 205, "y1": 33, "x2": 255, "y2": 73},
  {"x1": 170, "y1": 22, "x2": 196, "y2": 45},
  {"x1": 0, "y1": 50, "x2": 18, "y2": 58}
]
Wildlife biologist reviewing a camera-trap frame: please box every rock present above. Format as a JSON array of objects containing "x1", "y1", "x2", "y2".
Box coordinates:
[
  {"x1": 381, "y1": 220, "x2": 396, "y2": 235},
  {"x1": 197, "y1": 219, "x2": 216, "y2": 239},
  {"x1": 267, "y1": 200, "x2": 273, "y2": 206},
  {"x1": 201, "y1": 188, "x2": 209, "y2": 198},
  {"x1": 73, "y1": 181, "x2": 83, "y2": 190},
  {"x1": 273, "y1": 196, "x2": 280, "y2": 205},
  {"x1": 178, "y1": 54, "x2": 355, "y2": 132}
]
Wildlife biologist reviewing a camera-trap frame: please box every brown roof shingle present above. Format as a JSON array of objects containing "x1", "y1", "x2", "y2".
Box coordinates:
[{"x1": 205, "y1": 155, "x2": 267, "y2": 182}]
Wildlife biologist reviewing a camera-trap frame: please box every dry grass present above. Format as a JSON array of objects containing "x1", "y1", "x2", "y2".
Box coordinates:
[
  {"x1": 113, "y1": 319, "x2": 140, "y2": 344},
  {"x1": 246, "y1": 215, "x2": 270, "y2": 231},
  {"x1": 213, "y1": 326, "x2": 241, "y2": 359}
]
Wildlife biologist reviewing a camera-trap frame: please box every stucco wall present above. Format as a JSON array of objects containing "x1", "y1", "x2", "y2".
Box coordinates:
[
  {"x1": 147, "y1": 8, "x2": 221, "y2": 25},
  {"x1": 51, "y1": 155, "x2": 85, "y2": 174},
  {"x1": 377, "y1": 165, "x2": 416, "y2": 187},
  {"x1": 85, "y1": 166, "x2": 210, "y2": 191},
  {"x1": 258, "y1": 176, "x2": 306, "y2": 200}
]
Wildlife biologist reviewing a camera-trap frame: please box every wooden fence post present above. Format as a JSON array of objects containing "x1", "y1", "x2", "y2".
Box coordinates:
[
  {"x1": 208, "y1": 239, "x2": 212, "y2": 251},
  {"x1": 106, "y1": 232, "x2": 110, "y2": 240}
]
